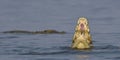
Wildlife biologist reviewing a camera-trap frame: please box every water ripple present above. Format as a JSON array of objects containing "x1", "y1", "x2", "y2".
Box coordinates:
[{"x1": 0, "y1": 36, "x2": 18, "y2": 39}]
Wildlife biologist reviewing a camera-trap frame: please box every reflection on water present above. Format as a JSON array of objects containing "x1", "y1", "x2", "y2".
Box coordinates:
[
  {"x1": 0, "y1": 33, "x2": 120, "y2": 60},
  {"x1": 77, "y1": 55, "x2": 90, "y2": 60}
]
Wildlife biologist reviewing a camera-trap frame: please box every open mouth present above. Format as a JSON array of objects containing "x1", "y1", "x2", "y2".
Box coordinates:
[{"x1": 80, "y1": 23, "x2": 85, "y2": 31}]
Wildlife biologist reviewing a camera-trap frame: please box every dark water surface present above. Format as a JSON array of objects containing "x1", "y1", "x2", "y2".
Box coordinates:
[{"x1": 0, "y1": 0, "x2": 120, "y2": 60}]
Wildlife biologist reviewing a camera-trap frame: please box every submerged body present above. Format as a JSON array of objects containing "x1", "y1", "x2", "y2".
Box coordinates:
[
  {"x1": 3, "y1": 30, "x2": 66, "y2": 34},
  {"x1": 71, "y1": 17, "x2": 92, "y2": 49}
]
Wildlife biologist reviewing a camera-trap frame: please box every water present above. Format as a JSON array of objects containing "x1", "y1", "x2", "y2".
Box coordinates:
[{"x1": 0, "y1": 0, "x2": 120, "y2": 60}]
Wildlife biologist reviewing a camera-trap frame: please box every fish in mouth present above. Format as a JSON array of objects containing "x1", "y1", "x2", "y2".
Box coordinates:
[{"x1": 71, "y1": 17, "x2": 92, "y2": 49}]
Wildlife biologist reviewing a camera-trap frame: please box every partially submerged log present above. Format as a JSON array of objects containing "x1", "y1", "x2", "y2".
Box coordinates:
[{"x1": 3, "y1": 30, "x2": 66, "y2": 34}]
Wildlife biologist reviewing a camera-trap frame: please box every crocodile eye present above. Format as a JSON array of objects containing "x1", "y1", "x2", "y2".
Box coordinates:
[
  {"x1": 72, "y1": 40, "x2": 75, "y2": 43},
  {"x1": 85, "y1": 22, "x2": 87, "y2": 25}
]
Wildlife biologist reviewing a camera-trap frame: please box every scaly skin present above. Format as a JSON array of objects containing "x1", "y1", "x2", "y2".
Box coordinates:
[{"x1": 71, "y1": 17, "x2": 92, "y2": 49}]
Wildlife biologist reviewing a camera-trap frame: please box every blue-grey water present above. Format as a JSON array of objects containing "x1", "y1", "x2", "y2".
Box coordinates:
[{"x1": 0, "y1": 0, "x2": 120, "y2": 60}]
